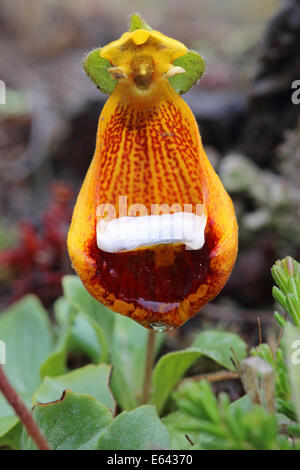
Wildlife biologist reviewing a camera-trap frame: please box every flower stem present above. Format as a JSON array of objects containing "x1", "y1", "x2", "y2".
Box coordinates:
[
  {"x1": 0, "y1": 365, "x2": 51, "y2": 450},
  {"x1": 141, "y1": 330, "x2": 156, "y2": 404}
]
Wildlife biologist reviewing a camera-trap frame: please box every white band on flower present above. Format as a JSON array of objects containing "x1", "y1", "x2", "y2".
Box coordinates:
[{"x1": 97, "y1": 211, "x2": 207, "y2": 253}]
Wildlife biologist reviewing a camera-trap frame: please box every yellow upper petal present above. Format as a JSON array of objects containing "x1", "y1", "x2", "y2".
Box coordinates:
[{"x1": 100, "y1": 29, "x2": 187, "y2": 92}]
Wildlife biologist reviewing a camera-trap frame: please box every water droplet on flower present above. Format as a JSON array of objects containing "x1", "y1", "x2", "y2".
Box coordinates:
[{"x1": 149, "y1": 322, "x2": 173, "y2": 332}]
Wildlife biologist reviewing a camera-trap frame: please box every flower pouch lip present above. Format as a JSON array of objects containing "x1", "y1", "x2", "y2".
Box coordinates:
[{"x1": 67, "y1": 14, "x2": 238, "y2": 331}]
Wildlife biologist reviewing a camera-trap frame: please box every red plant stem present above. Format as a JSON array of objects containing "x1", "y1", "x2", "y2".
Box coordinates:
[{"x1": 0, "y1": 365, "x2": 51, "y2": 450}]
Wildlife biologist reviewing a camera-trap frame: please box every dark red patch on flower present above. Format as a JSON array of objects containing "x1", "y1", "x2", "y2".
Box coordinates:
[{"x1": 88, "y1": 236, "x2": 211, "y2": 311}]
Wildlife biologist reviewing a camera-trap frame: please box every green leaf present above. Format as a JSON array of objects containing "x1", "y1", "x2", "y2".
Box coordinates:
[
  {"x1": 110, "y1": 315, "x2": 164, "y2": 410},
  {"x1": 0, "y1": 295, "x2": 53, "y2": 394},
  {"x1": 53, "y1": 296, "x2": 75, "y2": 327},
  {"x1": 151, "y1": 331, "x2": 247, "y2": 414},
  {"x1": 173, "y1": 380, "x2": 221, "y2": 423},
  {"x1": 274, "y1": 311, "x2": 288, "y2": 328},
  {"x1": 285, "y1": 324, "x2": 300, "y2": 423},
  {"x1": 0, "y1": 414, "x2": 19, "y2": 440},
  {"x1": 41, "y1": 310, "x2": 108, "y2": 377},
  {"x1": 168, "y1": 51, "x2": 205, "y2": 95},
  {"x1": 41, "y1": 322, "x2": 72, "y2": 379},
  {"x1": 229, "y1": 395, "x2": 252, "y2": 413},
  {"x1": 162, "y1": 411, "x2": 200, "y2": 450},
  {"x1": 0, "y1": 422, "x2": 22, "y2": 449},
  {"x1": 33, "y1": 364, "x2": 115, "y2": 413},
  {"x1": 39, "y1": 331, "x2": 69, "y2": 378},
  {"x1": 68, "y1": 312, "x2": 108, "y2": 363},
  {"x1": 40, "y1": 297, "x2": 75, "y2": 377},
  {"x1": 0, "y1": 295, "x2": 53, "y2": 438},
  {"x1": 192, "y1": 433, "x2": 223, "y2": 450},
  {"x1": 192, "y1": 330, "x2": 247, "y2": 371},
  {"x1": 271, "y1": 257, "x2": 300, "y2": 326},
  {"x1": 98, "y1": 405, "x2": 170, "y2": 450},
  {"x1": 83, "y1": 49, "x2": 117, "y2": 95},
  {"x1": 63, "y1": 275, "x2": 114, "y2": 348},
  {"x1": 151, "y1": 349, "x2": 202, "y2": 414},
  {"x1": 129, "y1": 13, "x2": 152, "y2": 32},
  {"x1": 22, "y1": 390, "x2": 113, "y2": 450}
]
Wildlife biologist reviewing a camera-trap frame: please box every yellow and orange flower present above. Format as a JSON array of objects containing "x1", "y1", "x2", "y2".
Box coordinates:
[{"x1": 67, "y1": 16, "x2": 238, "y2": 331}]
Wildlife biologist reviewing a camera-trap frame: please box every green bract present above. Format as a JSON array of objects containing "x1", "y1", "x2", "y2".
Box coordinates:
[
  {"x1": 168, "y1": 51, "x2": 206, "y2": 95},
  {"x1": 129, "y1": 13, "x2": 152, "y2": 32},
  {"x1": 83, "y1": 14, "x2": 205, "y2": 95},
  {"x1": 83, "y1": 49, "x2": 117, "y2": 95}
]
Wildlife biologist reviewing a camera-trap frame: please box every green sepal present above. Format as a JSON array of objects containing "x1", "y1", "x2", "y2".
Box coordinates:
[
  {"x1": 83, "y1": 49, "x2": 117, "y2": 95},
  {"x1": 168, "y1": 50, "x2": 205, "y2": 95},
  {"x1": 129, "y1": 13, "x2": 152, "y2": 32}
]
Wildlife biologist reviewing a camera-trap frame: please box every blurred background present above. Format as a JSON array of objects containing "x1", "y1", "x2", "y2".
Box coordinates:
[{"x1": 0, "y1": 0, "x2": 299, "y2": 363}]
